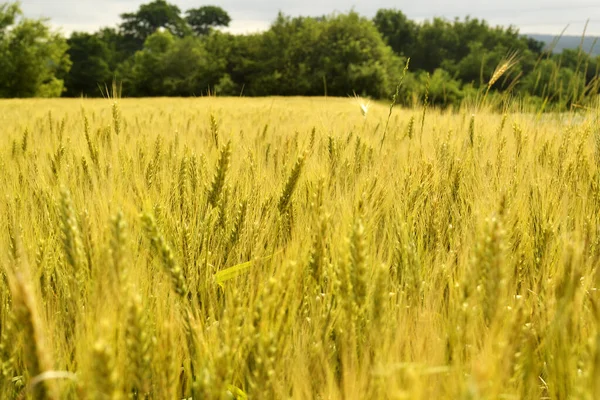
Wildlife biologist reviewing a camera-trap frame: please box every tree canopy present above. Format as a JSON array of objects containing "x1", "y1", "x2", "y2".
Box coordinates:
[
  {"x1": 186, "y1": 6, "x2": 231, "y2": 36},
  {"x1": 119, "y1": 0, "x2": 190, "y2": 48},
  {"x1": 2, "y1": 0, "x2": 600, "y2": 110},
  {"x1": 0, "y1": 2, "x2": 70, "y2": 97}
]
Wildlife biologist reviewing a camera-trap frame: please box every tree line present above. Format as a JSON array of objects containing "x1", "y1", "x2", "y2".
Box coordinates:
[{"x1": 1, "y1": 0, "x2": 599, "y2": 109}]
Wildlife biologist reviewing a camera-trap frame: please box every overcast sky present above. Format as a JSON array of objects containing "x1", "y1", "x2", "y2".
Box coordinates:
[{"x1": 20, "y1": 0, "x2": 600, "y2": 36}]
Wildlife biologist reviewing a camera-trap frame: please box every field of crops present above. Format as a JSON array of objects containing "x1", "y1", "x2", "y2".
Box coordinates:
[{"x1": 0, "y1": 97, "x2": 599, "y2": 399}]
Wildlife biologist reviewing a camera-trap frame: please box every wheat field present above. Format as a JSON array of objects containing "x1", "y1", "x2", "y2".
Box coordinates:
[{"x1": 0, "y1": 97, "x2": 599, "y2": 399}]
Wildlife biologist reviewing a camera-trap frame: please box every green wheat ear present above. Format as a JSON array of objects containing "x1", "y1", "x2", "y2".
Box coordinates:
[
  {"x1": 210, "y1": 113, "x2": 220, "y2": 148},
  {"x1": 125, "y1": 294, "x2": 153, "y2": 397},
  {"x1": 228, "y1": 200, "x2": 248, "y2": 248},
  {"x1": 112, "y1": 101, "x2": 121, "y2": 136},
  {"x1": 21, "y1": 128, "x2": 28, "y2": 154},
  {"x1": 406, "y1": 115, "x2": 415, "y2": 140},
  {"x1": 468, "y1": 114, "x2": 475, "y2": 147},
  {"x1": 349, "y1": 218, "x2": 367, "y2": 311},
  {"x1": 207, "y1": 140, "x2": 232, "y2": 208},
  {"x1": 141, "y1": 212, "x2": 188, "y2": 298},
  {"x1": 110, "y1": 210, "x2": 127, "y2": 284},
  {"x1": 91, "y1": 337, "x2": 119, "y2": 399},
  {"x1": 278, "y1": 152, "x2": 306, "y2": 213},
  {"x1": 60, "y1": 189, "x2": 84, "y2": 273}
]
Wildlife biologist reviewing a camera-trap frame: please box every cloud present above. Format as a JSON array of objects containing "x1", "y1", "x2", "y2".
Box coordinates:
[{"x1": 19, "y1": 0, "x2": 600, "y2": 35}]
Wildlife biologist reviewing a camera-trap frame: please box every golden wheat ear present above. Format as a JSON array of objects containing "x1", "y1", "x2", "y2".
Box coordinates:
[{"x1": 488, "y1": 51, "x2": 520, "y2": 89}]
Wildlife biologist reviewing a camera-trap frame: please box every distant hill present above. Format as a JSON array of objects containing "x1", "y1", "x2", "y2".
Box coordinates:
[{"x1": 527, "y1": 34, "x2": 600, "y2": 56}]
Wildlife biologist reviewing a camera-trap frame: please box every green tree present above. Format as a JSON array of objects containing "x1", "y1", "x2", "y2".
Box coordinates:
[
  {"x1": 0, "y1": 2, "x2": 71, "y2": 97},
  {"x1": 0, "y1": 2, "x2": 20, "y2": 81},
  {"x1": 424, "y1": 68, "x2": 464, "y2": 107},
  {"x1": 122, "y1": 30, "x2": 175, "y2": 96},
  {"x1": 96, "y1": 27, "x2": 134, "y2": 70},
  {"x1": 247, "y1": 12, "x2": 402, "y2": 98},
  {"x1": 64, "y1": 32, "x2": 112, "y2": 96},
  {"x1": 410, "y1": 17, "x2": 459, "y2": 72},
  {"x1": 119, "y1": 0, "x2": 190, "y2": 52},
  {"x1": 0, "y1": 1, "x2": 19, "y2": 34},
  {"x1": 248, "y1": 13, "x2": 321, "y2": 95},
  {"x1": 373, "y1": 9, "x2": 418, "y2": 56},
  {"x1": 449, "y1": 17, "x2": 539, "y2": 85},
  {"x1": 201, "y1": 31, "x2": 250, "y2": 95},
  {"x1": 447, "y1": 42, "x2": 519, "y2": 89},
  {"x1": 122, "y1": 30, "x2": 228, "y2": 96},
  {"x1": 186, "y1": 6, "x2": 231, "y2": 36},
  {"x1": 317, "y1": 12, "x2": 402, "y2": 97}
]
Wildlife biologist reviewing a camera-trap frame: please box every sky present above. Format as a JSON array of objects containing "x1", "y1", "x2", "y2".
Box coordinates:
[{"x1": 20, "y1": 0, "x2": 600, "y2": 37}]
